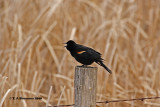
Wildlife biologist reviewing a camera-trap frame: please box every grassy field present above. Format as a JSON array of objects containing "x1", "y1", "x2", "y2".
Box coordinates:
[{"x1": 0, "y1": 0, "x2": 160, "y2": 107}]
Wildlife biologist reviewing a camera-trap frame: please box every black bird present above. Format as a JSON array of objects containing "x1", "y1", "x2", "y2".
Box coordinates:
[{"x1": 65, "y1": 40, "x2": 112, "y2": 74}]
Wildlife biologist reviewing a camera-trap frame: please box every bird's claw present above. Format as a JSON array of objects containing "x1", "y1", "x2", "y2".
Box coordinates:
[{"x1": 81, "y1": 65, "x2": 88, "y2": 67}]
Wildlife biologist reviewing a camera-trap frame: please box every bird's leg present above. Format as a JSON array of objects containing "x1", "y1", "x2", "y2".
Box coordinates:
[{"x1": 81, "y1": 65, "x2": 88, "y2": 67}]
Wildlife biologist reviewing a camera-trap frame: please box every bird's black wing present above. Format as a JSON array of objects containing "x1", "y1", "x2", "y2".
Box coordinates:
[
  {"x1": 75, "y1": 44, "x2": 111, "y2": 73},
  {"x1": 76, "y1": 44, "x2": 102, "y2": 60}
]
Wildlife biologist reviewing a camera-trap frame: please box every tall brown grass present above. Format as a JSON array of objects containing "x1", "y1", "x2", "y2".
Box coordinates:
[{"x1": 0, "y1": 0, "x2": 160, "y2": 107}]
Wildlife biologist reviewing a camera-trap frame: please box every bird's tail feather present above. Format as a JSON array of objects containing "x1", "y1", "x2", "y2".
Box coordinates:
[{"x1": 96, "y1": 61, "x2": 112, "y2": 74}]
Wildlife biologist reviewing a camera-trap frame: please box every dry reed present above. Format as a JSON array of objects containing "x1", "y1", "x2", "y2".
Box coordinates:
[{"x1": 0, "y1": 0, "x2": 160, "y2": 107}]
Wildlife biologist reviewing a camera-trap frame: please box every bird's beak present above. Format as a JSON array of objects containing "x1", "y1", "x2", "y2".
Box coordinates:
[{"x1": 64, "y1": 42, "x2": 67, "y2": 47}]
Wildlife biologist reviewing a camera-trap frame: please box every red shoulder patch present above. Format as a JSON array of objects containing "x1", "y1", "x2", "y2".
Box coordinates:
[{"x1": 77, "y1": 51, "x2": 86, "y2": 54}]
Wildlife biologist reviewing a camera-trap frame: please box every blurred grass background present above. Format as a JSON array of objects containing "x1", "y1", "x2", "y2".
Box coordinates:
[{"x1": 0, "y1": 0, "x2": 160, "y2": 107}]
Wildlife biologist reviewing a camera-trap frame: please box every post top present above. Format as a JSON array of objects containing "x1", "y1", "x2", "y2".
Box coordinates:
[{"x1": 76, "y1": 66, "x2": 97, "y2": 69}]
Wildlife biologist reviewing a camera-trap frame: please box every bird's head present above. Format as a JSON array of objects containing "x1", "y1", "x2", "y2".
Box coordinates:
[{"x1": 64, "y1": 40, "x2": 76, "y2": 51}]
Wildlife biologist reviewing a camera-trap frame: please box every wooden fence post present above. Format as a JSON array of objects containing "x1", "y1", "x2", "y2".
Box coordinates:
[{"x1": 74, "y1": 66, "x2": 97, "y2": 107}]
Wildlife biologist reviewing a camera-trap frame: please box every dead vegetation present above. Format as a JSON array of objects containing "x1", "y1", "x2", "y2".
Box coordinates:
[{"x1": 0, "y1": 0, "x2": 160, "y2": 107}]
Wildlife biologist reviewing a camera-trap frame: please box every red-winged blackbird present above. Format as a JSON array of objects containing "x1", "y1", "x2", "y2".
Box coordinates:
[{"x1": 65, "y1": 40, "x2": 112, "y2": 74}]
